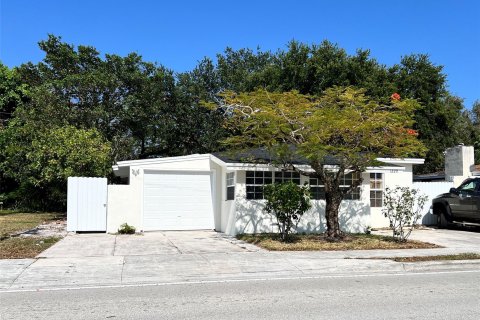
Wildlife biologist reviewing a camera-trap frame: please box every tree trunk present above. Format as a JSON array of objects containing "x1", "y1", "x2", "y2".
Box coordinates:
[{"x1": 325, "y1": 191, "x2": 343, "y2": 240}]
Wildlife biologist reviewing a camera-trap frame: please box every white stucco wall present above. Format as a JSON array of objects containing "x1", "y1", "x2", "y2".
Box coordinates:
[
  {"x1": 210, "y1": 160, "x2": 223, "y2": 231},
  {"x1": 107, "y1": 154, "x2": 419, "y2": 235},
  {"x1": 107, "y1": 185, "x2": 138, "y2": 233},
  {"x1": 223, "y1": 171, "x2": 373, "y2": 236},
  {"x1": 369, "y1": 165, "x2": 414, "y2": 228}
]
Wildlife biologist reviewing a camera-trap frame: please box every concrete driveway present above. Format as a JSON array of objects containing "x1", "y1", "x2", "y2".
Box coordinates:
[{"x1": 38, "y1": 231, "x2": 262, "y2": 258}]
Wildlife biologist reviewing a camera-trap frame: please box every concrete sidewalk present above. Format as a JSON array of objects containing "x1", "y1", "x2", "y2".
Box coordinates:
[{"x1": 1, "y1": 228, "x2": 480, "y2": 291}]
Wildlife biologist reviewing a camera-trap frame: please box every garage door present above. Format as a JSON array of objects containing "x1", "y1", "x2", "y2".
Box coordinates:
[{"x1": 143, "y1": 171, "x2": 214, "y2": 231}]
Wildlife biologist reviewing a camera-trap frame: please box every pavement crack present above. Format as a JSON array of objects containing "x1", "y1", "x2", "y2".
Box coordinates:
[
  {"x1": 8, "y1": 259, "x2": 37, "y2": 289},
  {"x1": 284, "y1": 257, "x2": 305, "y2": 275},
  {"x1": 120, "y1": 256, "x2": 126, "y2": 284},
  {"x1": 113, "y1": 235, "x2": 117, "y2": 256},
  {"x1": 164, "y1": 235, "x2": 182, "y2": 254}
]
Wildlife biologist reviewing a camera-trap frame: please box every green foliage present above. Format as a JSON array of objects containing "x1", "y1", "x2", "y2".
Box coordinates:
[
  {"x1": 1, "y1": 35, "x2": 475, "y2": 211},
  {"x1": 218, "y1": 87, "x2": 425, "y2": 164},
  {"x1": 0, "y1": 125, "x2": 111, "y2": 210},
  {"x1": 263, "y1": 182, "x2": 311, "y2": 242},
  {"x1": 118, "y1": 223, "x2": 136, "y2": 234},
  {"x1": 382, "y1": 186, "x2": 428, "y2": 242},
  {"x1": 0, "y1": 62, "x2": 30, "y2": 124},
  {"x1": 210, "y1": 45, "x2": 472, "y2": 174}
]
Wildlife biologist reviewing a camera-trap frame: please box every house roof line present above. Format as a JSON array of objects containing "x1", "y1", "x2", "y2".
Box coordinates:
[
  {"x1": 113, "y1": 154, "x2": 212, "y2": 170},
  {"x1": 224, "y1": 162, "x2": 406, "y2": 172}
]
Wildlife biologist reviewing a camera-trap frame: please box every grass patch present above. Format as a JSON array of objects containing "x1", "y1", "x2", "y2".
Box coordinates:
[
  {"x1": 236, "y1": 233, "x2": 439, "y2": 251},
  {"x1": 0, "y1": 237, "x2": 60, "y2": 259},
  {"x1": 0, "y1": 211, "x2": 63, "y2": 238},
  {"x1": 393, "y1": 253, "x2": 480, "y2": 262}
]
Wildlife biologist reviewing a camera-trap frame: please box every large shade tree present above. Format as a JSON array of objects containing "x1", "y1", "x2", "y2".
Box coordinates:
[{"x1": 213, "y1": 87, "x2": 426, "y2": 239}]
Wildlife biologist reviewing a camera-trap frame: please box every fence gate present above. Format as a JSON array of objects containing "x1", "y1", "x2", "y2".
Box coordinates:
[
  {"x1": 413, "y1": 181, "x2": 454, "y2": 225},
  {"x1": 67, "y1": 177, "x2": 107, "y2": 232}
]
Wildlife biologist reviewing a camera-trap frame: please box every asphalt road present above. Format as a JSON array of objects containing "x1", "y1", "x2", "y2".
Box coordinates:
[{"x1": 1, "y1": 271, "x2": 479, "y2": 320}]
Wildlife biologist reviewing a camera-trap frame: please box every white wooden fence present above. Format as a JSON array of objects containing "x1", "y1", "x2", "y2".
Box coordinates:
[
  {"x1": 67, "y1": 177, "x2": 108, "y2": 232},
  {"x1": 412, "y1": 181, "x2": 454, "y2": 225}
]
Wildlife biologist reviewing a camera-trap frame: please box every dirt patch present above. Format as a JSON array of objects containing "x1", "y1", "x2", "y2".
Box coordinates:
[
  {"x1": 0, "y1": 212, "x2": 66, "y2": 259},
  {"x1": 0, "y1": 237, "x2": 61, "y2": 259},
  {"x1": 18, "y1": 219, "x2": 67, "y2": 238},
  {"x1": 236, "y1": 233, "x2": 440, "y2": 251}
]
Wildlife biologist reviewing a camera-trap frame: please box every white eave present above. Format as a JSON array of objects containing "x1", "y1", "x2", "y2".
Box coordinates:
[
  {"x1": 225, "y1": 163, "x2": 406, "y2": 173},
  {"x1": 112, "y1": 154, "x2": 228, "y2": 177},
  {"x1": 376, "y1": 158, "x2": 425, "y2": 165}
]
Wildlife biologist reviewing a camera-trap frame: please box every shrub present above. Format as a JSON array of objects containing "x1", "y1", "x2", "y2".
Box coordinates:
[
  {"x1": 118, "y1": 223, "x2": 136, "y2": 234},
  {"x1": 382, "y1": 186, "x2": 428, "y2": 242},
  {"x1": 263, "y1": 181, "x2": 311, "y2": 242}
]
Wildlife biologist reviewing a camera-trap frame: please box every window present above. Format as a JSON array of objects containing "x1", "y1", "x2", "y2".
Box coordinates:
[
  {"x1": 226, "y1": 172, "x2": 235, "y2": 200},
  {"x1": 458, "y1": 180, "x2": 479, "y2": 193},
  {"x1": 370, "y1": 173, "x2": 383, "y2": 207},
  {"x1": 246, "y1": 171, "x2": 272, "y2": 199},
  {"x1": 274, "y1": 171, "x2": 300, "y2": 184},
  {"x1": 342, "y1": 172, "x2": 361, "y2": 200},
  {"x1": 309, "y1": 173, "x2": 360, "y2": 200},
  {"x1": 309, "y1": 177, "x2": 325, "y2": 200}
]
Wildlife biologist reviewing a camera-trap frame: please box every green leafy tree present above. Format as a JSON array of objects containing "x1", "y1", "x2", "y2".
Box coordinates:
[
  {"x1": 213, "y1": 87, "x2": 425, "y2": 240},
  {"x1": 0, "y1": 124, "x2": 111, "y2": 210},
  {"x1": 0, "y1": 63, "x2": 31, "y2": 203},
  {"x1": 382, "y1": 186, "x2": 428, "y2": 242},
  {"x1": 263, "y1": 182, "x2": 311, "y2": 242},
  {"x1": 207, "y1": 43, "x2": 468, "y2": 174},
  {"x1": 389, "y1": 54, "x2": 471, "y2": 173},
  {"x1": 0, "y1": 62, "x2": 30, "y2": 125}
]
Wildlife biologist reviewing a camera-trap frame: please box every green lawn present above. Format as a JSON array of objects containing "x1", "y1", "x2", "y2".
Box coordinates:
[
  {"x1": 0, "y1": 210, "x2": 64, "y2": 259},
  {"x1": 0, "y1": 237, "x2": 61, "y2": 259},
  {"x1": 236, "y1": 233, "x2": 440, "y2": 251}
]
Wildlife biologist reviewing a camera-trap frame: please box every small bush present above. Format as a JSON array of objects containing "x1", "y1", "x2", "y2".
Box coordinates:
[
  {"x1": 118, "y1": 223, "x2": 136, "y2": 234},
  {"x1": 382, "y1": 186, "x2": 428, "y2": 242},
  {"x1": 263, "y1": 181, "x2": 311, "y2": 242}
]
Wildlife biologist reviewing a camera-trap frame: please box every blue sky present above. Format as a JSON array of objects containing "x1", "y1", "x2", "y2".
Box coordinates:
[{"x1": 1, "y1": 0, "x2": 479, "y2": 107}]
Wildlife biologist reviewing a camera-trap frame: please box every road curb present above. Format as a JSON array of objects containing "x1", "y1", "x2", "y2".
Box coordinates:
[{"x1": 402, "y1": 259, "x2": 480, "y2": 271}]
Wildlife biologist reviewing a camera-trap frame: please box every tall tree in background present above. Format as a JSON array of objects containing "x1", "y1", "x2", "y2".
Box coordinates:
[
  {"x1": 1, "y1": 35, "x2": 225, "y2": 209},
  {"x1": 0, "y1": 63, "x2": 30, "y2": 203},
  {"x1": 389, "y1": 54, "x2": 469, "y2": 173},
  {"x1": 1, "y1": 36, "x2": 475, "y2": 210}
]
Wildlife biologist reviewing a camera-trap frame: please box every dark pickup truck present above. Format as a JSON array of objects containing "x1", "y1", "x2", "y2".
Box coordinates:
[{"x1": 432, "y1": 178, "x2": 480, "y2": 227}]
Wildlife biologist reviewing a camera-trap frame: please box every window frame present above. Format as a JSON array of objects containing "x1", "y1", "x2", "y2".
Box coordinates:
[
  {"x1": 370, "y1": 173, "x2": 383, "y2": 207},
  {"x1": 245, "y1": 170, "x2": 301, "y2": 200},
  {"x1": 226, "y1": 172, "x2": 235, "y2": 201},
  {"x1": 341, "y1": 172, "x2": 361, "y2": 200},
  {"x1": 274, "y1": 171, "x2": 301, "y2": 185},
  {"x1": 245, "y1": 171, "x2": 273, "y2": 200},
  {"x1": 309, "y1": 177, "x2": 325, "y2": 200},
  {"x1": 309, "y1": 172, "x2": 361, "y2": 201}
]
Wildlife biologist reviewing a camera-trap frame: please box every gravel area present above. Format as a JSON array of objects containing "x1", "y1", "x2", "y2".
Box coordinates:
[{"x1": 18, "y1": 219, "x2": 67, "y2": 238}]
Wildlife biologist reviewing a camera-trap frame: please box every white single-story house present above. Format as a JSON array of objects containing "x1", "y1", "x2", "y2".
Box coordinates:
[{"x1": 104, "y1": 150, "x2": 424, "y2": 235}]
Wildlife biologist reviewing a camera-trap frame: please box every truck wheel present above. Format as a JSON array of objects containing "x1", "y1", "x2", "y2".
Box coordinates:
[{"x1": 437, "y1": 208, "x2": 449, "y2": 229}]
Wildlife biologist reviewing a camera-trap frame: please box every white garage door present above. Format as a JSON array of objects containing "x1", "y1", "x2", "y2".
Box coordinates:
[{"x1": 143, "y1": 171, "x2": 215, "y2": 231}]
